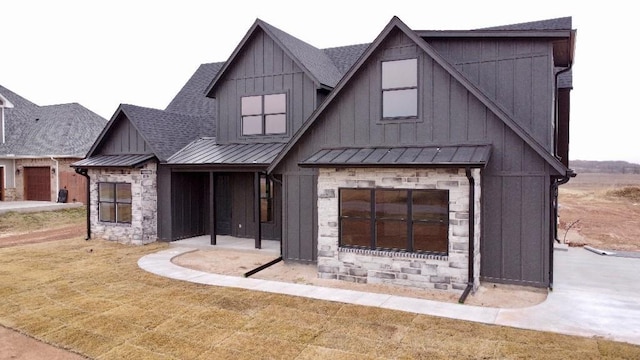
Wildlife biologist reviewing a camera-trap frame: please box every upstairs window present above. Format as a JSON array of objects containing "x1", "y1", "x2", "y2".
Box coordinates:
[
  {"x1": 382, "y1": 58, "x2": 418, "y2": 119},
  {"x1": 241, "y1": 93, "x2": 286, "y2": 136},
  {"x1": 98, "y1": 182, "x2": 132, "y2": 224}
]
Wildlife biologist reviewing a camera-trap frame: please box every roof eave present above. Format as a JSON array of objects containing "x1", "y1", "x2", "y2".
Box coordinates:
[
  {"x1": 299, "y1": 162, "x2": 487, "y2": 169},
  {"x1": 416, "y1": 29, "x2": 573, "y2": 38}
]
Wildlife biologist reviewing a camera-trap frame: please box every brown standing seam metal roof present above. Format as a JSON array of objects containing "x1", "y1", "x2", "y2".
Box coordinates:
[
  {"x1": 167, "y1": 138, "x2": 286, "y2": 165},
  {"x1": 71, "y1": 154, "x2": 155, "y2": 168},
  {"x1": 300, "y1": 145, "x2": 491, "y2": 168}
]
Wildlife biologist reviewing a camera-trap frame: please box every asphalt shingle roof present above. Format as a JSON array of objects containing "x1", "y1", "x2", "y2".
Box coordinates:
[
  {"x1": 259, "y1": 20, "x2": 344, "y2": 88},
  {"x1": 0, "y1": 85, "x2": 106, "y2": 157},
  {"x1": 166, "y1": 62, "x2": 223, "y2": 115},
  {"x1": 323, "y1": 43, "x2": 370, "y2": 76},
  {"x1": 118, "y1": 104, "x2": 215, "y2": 162},
  {"x1": 478, "y1": 16, "x2": 572, "y2": 31}
]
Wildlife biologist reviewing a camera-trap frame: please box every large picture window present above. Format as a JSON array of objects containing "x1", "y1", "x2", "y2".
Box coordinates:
[
  {"x1": 382, "y1": 58, "x2": 418, "y2": 119},
  {"x1": 339, "y1": 188, "x2": 448, "y2": 254},
  {"x1": 98, "y1": 182, "x2": 132, "y2": 223},
  {"x1": 241, "y1": 93, "x2": 286, "y2": 136}
]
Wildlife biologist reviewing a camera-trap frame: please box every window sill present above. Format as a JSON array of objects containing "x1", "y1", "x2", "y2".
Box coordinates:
[
  {"x1": 338, "y1": 246, "x2": 448, "y2": 261},
  {"x1": 98, "y1": 221, "x2": 131, "y2": 227}
]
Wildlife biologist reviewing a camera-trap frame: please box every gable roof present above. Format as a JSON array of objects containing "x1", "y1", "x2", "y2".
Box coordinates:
[
  {"x1": 166, "y1": 62, "x2": 223, "y2": 115},
  {"x1": 268, "y1": 16, "x2": 570, "y2": 175},
  {"x1": 88, "y1": 104, "x2": 215, "y2": 162},
  {"x1": 0, "y1": 85, "x2": 106, "y2": 157},
  {"x1": 205, "y1": 19, "x2": 345, "y2": 96}
]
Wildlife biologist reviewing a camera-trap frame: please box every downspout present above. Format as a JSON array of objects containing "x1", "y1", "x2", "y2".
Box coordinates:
[
  {"x1": 50, "y1": 156, "x2": 59, "y2": 200},
  {"x1": 458, "y1": 167, "x2": 475, "y2": 304},
  {"x1": 74, "y1": 167, "x2": 91, "y2": 240}
]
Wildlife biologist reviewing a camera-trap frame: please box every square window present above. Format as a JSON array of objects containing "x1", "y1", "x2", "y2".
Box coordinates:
[
  {"x1": 265, "y1": 114, "x2": 286, "y2": 134},
  {"x1": 242, "y1": 115, "x2": 263, "y2": 135},
  {"x1": 240, "y1": 93, "x2": 287, "y2": 136},
  {"x1": 241, "y1": 96, "x2": 262, "y2": 116},
  {"x1": 98, "y1": 182, "x2": 132, "y2": 224}
]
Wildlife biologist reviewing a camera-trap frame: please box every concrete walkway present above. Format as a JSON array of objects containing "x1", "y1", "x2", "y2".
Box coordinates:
[
  {"x1": 138, "y1": 246, "x2": 640, "y2": 346},
  {"x1": 0, "y1": 201, "x2": 83, "y2": 215}
]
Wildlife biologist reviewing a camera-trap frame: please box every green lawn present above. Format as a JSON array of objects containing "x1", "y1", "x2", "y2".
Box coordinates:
[{"x1": 0, "y1": 236, "x2": 639, "y2": 359}]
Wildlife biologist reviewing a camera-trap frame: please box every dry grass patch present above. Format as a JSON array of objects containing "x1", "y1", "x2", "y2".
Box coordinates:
[
  {"x1": 0, "y1": 236, "x2": 639, "y2": 359},
  {"x1": 607, "y1": 186, "x2": 640, "y2": 202},
  {"x1": 0, "y1": 207, "x2": 85, "y2": 235}
]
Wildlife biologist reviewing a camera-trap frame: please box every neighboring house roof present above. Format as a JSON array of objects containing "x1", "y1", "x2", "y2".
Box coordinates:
[
  {"x1": 0, "y1": 84, "x2": 106, "y2": 157},
  {"x1": 269, "y1": 16, "x2": 571, "y2": 175},
  {"x1": 300, "y1": 145, "x2": 491, "y2": 168},
  {"x1": 166, "y1": 62, "x2": 223, "y2": 115},
  {"x1": 168, "y1": 137, "x2": 285, "y2": 167}
]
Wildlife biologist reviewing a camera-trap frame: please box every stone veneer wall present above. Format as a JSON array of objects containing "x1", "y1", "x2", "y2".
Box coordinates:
[
  {"x1": 88, "y1": 162, "x2": 157, "y2": 245},
  {"x1": 317, "y1": 167, "x2": 481, "y2": 293}
]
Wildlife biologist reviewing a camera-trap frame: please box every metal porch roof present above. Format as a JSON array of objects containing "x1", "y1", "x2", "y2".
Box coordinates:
[
  {"x1": 167, "y1": 138, "x2": 286, "y2": 166},
  {"x1": 71, "y1": 154, "x2": 155, "y2": 168},
  {"x1": 300, "y1": 145, "x2": 491, "y2": 168}
]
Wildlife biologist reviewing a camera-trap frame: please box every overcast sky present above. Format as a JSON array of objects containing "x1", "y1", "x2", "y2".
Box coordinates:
[{"x1": 2, "y1": 0, "x2": 638, "y2": 164}]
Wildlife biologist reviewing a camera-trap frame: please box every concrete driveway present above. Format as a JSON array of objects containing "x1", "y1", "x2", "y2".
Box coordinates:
[{"x1": 496, "y1": 247, "x2": 640, "y2": 345}]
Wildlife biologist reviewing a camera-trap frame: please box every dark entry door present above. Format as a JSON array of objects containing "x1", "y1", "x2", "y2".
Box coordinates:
[
  {"x1": 24, "y1": 167, "x2": 51, "y2": 201},
  {"x1": 215, "y1": 175, "x2": 232, "y2": 235}
]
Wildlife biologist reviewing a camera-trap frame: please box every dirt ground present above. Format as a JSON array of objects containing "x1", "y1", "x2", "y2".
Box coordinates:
[{"x1": 558, "y1": 173, "x2": 640, "y2": 251}]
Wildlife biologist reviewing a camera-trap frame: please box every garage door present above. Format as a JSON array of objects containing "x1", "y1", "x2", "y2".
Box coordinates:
[{"x1": 24, "y1": 167, "x2": 51, "y2": 201}]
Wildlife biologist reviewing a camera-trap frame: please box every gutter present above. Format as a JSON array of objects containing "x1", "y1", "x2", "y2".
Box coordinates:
[
  {"x1": 458, "y1": 167, "x2": 476, "y2": 304},
  {"x1": 74, "y1": 167, "x2": 91, "y2": 240}
]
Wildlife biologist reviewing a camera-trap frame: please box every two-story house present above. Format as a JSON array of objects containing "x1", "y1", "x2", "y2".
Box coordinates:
[
  {"x1": 73, "y1": 16, "x2": 576, "y2": 297},
  {"x1": 0, "y1": 85, "x2": 106, "y2": 203}
]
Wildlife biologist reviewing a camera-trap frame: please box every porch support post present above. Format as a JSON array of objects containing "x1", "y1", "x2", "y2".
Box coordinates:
[
  {"x1": 254, "y1": 171, "x2": 261, "y2": 249},
  {"x1": 210, "y1": 172, "x2": 217, "y2": 245}
]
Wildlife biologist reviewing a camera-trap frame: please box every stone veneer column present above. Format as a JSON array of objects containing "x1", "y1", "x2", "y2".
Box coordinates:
[
  {"x1": 89, "y1": 162, "x2": 158, "y2": 245},
  {"x1": 316, "y1": 167, "x2": 481, "y2": 293}
]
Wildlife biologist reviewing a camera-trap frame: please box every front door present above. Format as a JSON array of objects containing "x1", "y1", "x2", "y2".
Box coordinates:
[{"x1": 215, "y1": 175, "x2": 232, "y2": 235}]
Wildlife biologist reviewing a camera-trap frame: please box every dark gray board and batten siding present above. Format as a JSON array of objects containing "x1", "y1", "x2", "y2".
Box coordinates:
[
  {"x1": 276, "y1": 29, "x2": 556, "y2": 286},
  {"x1": 213, "y1": 29, "x2": 318, "y2": 145},
  {"x1": 97, "y1": 115, "x2": 153, "y2": 155}
]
